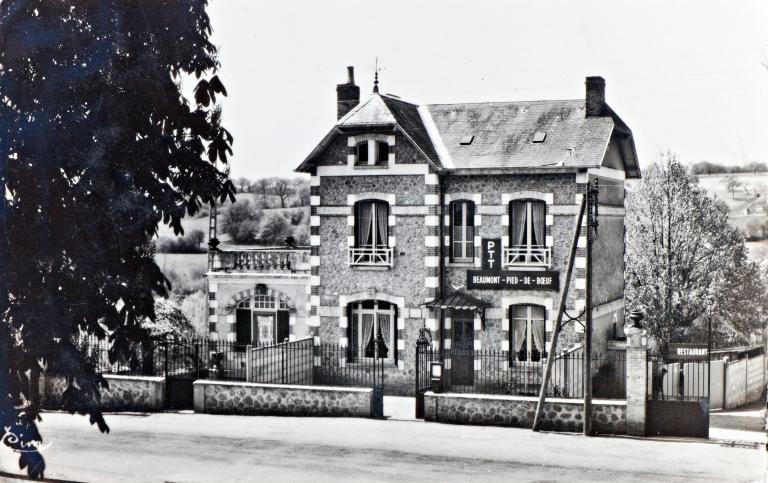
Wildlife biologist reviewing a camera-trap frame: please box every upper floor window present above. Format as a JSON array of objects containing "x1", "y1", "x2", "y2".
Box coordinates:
[
  {"x1": 349, "y1": 200, "x2": 393, "y2": 267},
  {"x1": 510, "y1": 304, "x2": 546, "y2": 362},
  {"x1": 355, "y1": 140, "x2": 389, "y2": 166},
  {"x1": 450, "y1": 200, "x2": 475, "y2": 262},
  {"x1": 505, "y1": 200, "x2": 551, "y2": 268}
]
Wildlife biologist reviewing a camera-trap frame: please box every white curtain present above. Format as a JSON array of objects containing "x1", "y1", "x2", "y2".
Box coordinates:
[
  {"x1": 362, "y1": 313, "x2": 375, "y2": 348},
  {"x1": 531, "y1": 319, "x2": 545, "y2": 354},
  {"x1": 511, "y1": 306, "x2": 527, "y2": 353},
  {"x1": 378, "y1": 314, "x2": 391, "y2": 351},
  {"x1": 531, "y1": 201, "x2": 545, "y2": 246},
  {"x1": 511, "y1": 201, "x2": 527, "y2": 246},
  {"x1": 357, "y1": 203, "x2": 373, "y2": 247},
  {"x1": 375, "y1": 201, "x2": 388, "y2": 247}
]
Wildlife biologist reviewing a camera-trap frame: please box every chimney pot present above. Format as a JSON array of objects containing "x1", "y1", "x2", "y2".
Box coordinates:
[
  {"x1": 585, "y1": 76, "x2": 606, "y2": 117},
  {"x1": 336, "y1": 66, "x2": 360, "y2": 120}
]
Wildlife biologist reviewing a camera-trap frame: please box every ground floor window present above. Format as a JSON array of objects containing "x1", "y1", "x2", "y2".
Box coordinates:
[
  {"x1": 510, "y1": 304, "x2": 546, "y2": 362},
  {"x1": 348, "y1": 300, "x2": 396, "y2": 361},
  {"x1": 235, "y1": 294, "x2": 290, "y2": 347}
]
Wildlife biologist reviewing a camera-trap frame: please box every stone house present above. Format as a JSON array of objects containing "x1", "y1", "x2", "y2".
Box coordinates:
[{"x1": 207, "y1": 67, "x2": 640, "y2": 395}]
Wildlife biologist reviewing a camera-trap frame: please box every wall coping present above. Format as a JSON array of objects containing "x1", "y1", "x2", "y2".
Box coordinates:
[
  {"x1": 102, "y1": 374, "x2": 165, "y2": 383},
  {"x1": 193, "y1": 379, "x2": 373, "y2": 394},
  {"x1": 424, "y1": 392, "x2": 626, "y2": 406}
]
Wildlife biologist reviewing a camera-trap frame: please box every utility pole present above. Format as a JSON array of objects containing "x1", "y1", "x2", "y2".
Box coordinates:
[{"x1": 584, "y1": 179, "x2": 599, "y2": 436}]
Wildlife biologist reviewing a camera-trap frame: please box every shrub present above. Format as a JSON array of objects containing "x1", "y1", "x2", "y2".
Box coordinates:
[
  {"x1": 221, "y1": 200, "x2": 261, "y2": 244},
  {"x1": 259, "y1": 212, "x2": 291, "y2": 245}
]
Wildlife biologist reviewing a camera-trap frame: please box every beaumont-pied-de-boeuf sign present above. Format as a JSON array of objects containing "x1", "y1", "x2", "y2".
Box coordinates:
[{"x1": 466, "y1": 238, "x2": 559, "y2": 291}]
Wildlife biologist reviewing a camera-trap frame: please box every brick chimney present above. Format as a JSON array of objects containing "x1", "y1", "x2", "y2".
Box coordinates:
[
  {"x1": 585, "y1": 76, "x2": 606, "y2": 117},
  {"x1": 336, "y1": 66, "x2": 360, "y2": 120}
]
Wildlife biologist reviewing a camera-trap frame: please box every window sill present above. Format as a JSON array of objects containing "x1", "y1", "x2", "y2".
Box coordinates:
[
  {"x1": 503, "y1": 266, "x2": 549, "y2": 272},
  {"x1": 446, "y1": 261, "x2": 476, "y2": 268},
  {"x1": 350, "y1": 265, "x2": 392, "y2": 271},
  {"x1": 353, "y1": 164, "x2": 389, "y2": 169}
]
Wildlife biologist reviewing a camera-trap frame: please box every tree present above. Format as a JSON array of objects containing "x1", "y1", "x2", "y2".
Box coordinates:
[
  {"x1": 271, "y1": 178, "x2": 295, "y2": 208},
  {"x1": 722, "y1": 175, "x2": 742, "y2": 199},
  {"x1": 189, "y1": 229, "x2": 206, "y2": 251},
  {"x1": 221, "y1": 200, "x2": 261, "y2": 244},
  {"x1": 626, "y1": 152, "x2": 768, "y2": 351},
  {"x1": 180, "y1": 290, "x2": 208, "y2": 337},
  {"x1": 144, "y1": 298, "x2": 195, "y2": 339},
  {"x1": 259, "y1": 212, "x2": 291, "y2": 245},
  {"x1": 254, "y1": 178, "x2": 272, "y2": 199},
  {"x1": 0, "y1": 2, "x2": 235, "y2": 477},
  {"x1": 235, "y1": 177, "x2": 252, "y2": 193}
]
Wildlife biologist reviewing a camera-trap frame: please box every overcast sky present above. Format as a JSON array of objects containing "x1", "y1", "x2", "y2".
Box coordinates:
[{"x1": 207, "y1": 0, "x2": 768, "y2": 180}]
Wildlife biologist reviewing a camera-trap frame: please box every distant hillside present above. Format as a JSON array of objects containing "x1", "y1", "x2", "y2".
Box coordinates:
[{"x1": 696, "y1": 172, "x2": 768, "y2": 263}]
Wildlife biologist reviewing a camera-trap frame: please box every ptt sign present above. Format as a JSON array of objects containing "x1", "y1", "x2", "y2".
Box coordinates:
[{"x1": 481, "y1": 238, "x2": 501, "y2": 271}]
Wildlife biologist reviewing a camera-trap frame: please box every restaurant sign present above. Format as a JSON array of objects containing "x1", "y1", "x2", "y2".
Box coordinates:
[
  {"x1": 666, "y1": 343, "x2": 708, "y2": 361},
  {"x1": 466, "y1": 270, "x2": 560, "y2": 291}
]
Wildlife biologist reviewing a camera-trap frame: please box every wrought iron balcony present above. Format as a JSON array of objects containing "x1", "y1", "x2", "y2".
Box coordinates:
[
  {"x1": 502, "y1": 245, "x2": 551, "y2": 268},
  {"x1": 348, "y1": 246, "x2": 393, "y2": 268},
  {"x1": 211, "y1": 248, "x2": 310, "y2": 274}
]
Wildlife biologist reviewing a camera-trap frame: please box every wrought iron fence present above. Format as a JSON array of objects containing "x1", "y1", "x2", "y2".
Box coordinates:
[
  {"x1": 247, "y1": 337, "x2": 313, "y2": 385},
  {"x1": 313, "y1": 342, "x2": 385, "y2": 389},
  {"x1": 439, "y1": 349, "x2": 626, "y2": 399}
]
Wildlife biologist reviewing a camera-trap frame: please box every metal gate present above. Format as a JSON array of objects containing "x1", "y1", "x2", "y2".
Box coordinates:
[
  {"x1": 647, "y1": 353, "x2": 710, "y2": 438},
  {"x1": 159, "y1": 338, "x2": 203, "y2": 410},
  {"x1": 415, "y1": 327, "x2": 436, "y2": 419}
]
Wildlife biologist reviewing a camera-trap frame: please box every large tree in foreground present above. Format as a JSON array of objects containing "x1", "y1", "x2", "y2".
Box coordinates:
[
  {"x1": 625, "y1": 152, "x2": 767, "y2": 351},
  {"x1": 0, "y1": 1, "x2": 235, "y2": 477}
]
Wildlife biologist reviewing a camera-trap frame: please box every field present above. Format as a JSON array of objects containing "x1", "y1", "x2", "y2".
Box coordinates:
[{"x1": 697, "y1": 173, "x2": 768, "y2": 263}]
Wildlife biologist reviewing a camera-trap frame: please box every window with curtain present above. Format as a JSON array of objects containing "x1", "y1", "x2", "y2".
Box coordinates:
[
  {"x1": 234, "y1": 296, "x2": 289, "y2": 347},
  {"x1": 510, "y1": 304, "x2": 546, "y2": 362},
  {"x1": 349, "y1": 300, "x2": 395, "y2": 361},
  {"x1": 450, "y1": 200, "x2": 475, "y2": 261},
  {"x1": 355, "y1": 200, "x2": 389, "y2": 248},
  {"x1": 510, "y1": 200, "x2": 546, "y2": 248}
]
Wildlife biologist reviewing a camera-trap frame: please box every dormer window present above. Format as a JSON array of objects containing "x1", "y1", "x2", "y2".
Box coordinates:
[{"x1": 355, "y1": 139, "x2": 389, "y2": 166}]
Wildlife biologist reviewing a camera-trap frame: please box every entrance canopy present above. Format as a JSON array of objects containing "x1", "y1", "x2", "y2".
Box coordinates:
[{"x1": 423, "y1": 290, "x2": 491, "y2": 327}]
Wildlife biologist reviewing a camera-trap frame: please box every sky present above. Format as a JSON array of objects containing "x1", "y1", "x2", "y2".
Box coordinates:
[{"x1": 207, "y1": 0, "x2": 768, "y2": 180}]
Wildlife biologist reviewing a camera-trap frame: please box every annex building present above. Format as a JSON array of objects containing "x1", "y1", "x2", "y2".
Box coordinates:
[{"x1": 207, "y1": 67, "x2": 640, "y2": 395}]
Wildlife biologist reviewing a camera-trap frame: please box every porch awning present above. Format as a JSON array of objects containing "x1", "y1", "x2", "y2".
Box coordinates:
[{"x1": 422, "y1": 290, "x2": 492, "y2": 311}]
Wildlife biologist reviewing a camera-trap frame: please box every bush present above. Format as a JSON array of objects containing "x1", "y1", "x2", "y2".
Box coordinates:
[
  {"x1": 259, "y1": 212, "x2": 291, "y2": 245},
  {"x1": 289, "y1": 209, "x2": 304, "y2": 225},
  {"x1": 180, "y1": 290, "x2": 208, "y2": 337},
  {"x1": 156, "y1": 229, "x2": 206, "y2": 253},
  {"x1": 221, "y1": 200, "x2": 261, "y2": 244}
]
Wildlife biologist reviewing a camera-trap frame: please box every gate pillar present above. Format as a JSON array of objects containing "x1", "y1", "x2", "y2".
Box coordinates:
[{"x1": 625, "y1": 324, "x2": 648, "y2": 436}]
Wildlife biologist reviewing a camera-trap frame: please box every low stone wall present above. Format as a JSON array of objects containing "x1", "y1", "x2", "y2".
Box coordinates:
[
  {"x1": 194, "y1": 380, "x2": 378, "y2": 418},
  {"x1": 40, "y1": 374, "x2": 165, "y2": 412},
  {"x1": 424, "y1": 392, "x2": 626, "y2": 434}
]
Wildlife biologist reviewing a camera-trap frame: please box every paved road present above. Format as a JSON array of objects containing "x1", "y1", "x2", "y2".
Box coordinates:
[{"x1": 0, "y1": 406, "x2": 764, "y2": 482}]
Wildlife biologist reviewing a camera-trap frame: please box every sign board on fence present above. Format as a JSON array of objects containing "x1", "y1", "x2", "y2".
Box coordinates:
[
  {"x1": 466, "y1": 270, "x2": 559, "y2": 291},
  {"x1": 666, "y1": 343, "x2": 708, "y2": 361}
]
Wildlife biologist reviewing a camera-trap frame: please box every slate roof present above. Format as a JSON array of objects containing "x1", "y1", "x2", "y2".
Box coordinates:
[
  {"x1": 426, "y1": 100, "x2": 615, "y2": 170},
  {"x1": 297, "y1": 91, "x2": 639, "y2": 177}
]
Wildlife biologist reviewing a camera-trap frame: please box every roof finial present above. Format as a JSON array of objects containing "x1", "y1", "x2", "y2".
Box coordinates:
[{"x1": 373, "y1": 56, "x2": 380, "y2": 93}]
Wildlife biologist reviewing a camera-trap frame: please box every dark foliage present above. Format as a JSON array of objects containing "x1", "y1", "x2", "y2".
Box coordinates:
[
  {"x1": 0, "y1": 1, "x2": 235, "y2": 477},
  {"x1": 157, "y1": 230, "x2": 206, "y2": 253},
  {"x1": 221, "y1": 200, "x2": 261, "y2": 244}
]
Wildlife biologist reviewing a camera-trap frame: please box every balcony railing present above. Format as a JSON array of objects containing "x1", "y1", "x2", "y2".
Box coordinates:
[
  {"x1": 503, "y1": 245, "x2": 551, "y2": 268},
  {"x1": 348, "y1": 246, "x2": 393, "y2": 267},
  {"x1": 211, "y1": 248, "x2": 310, "y2": 273}
]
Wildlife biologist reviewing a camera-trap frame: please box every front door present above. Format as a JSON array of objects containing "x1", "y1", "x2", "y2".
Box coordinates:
[{"x1": 452, "y1": 311, "x2": 475, "y2": 386}]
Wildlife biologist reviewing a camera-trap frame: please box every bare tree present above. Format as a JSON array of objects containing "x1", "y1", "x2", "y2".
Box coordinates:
[
  {"x1": 235, "y1": 177, "x2": 252, "y2": 193},
  {"x1": 254, "y1": 177, "x2": 272, "y2": 199},
  {"x1": 271, "y1": 178, "x2": 295, "y2": 208}
]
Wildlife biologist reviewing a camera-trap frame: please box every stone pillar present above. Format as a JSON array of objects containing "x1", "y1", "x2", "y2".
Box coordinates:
[{"x1": 625, "y1": 324, "x2": 648, "y2": 436}]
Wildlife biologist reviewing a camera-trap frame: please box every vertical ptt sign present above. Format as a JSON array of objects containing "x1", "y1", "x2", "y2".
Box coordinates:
[{"x1": 481, "y1": 238, "x2": 501, "y2": 271}]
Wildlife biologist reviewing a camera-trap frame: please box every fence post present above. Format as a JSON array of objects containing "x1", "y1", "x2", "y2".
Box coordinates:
[
  {"x1": 163, "y1": 339, "x2": 169, "y2": 378},
  {"x1": 246, "y1": 344, "x2": 253, "y2": 383},
  {"x1": 625, "y1": 325, "x2": 647, "y2": 437},
  {"x1": 194, "y1": 341, "x2": 200, "y2": 379},
  {"x1": 282, "y1": 341, "x2": 287, "y2": 384}
]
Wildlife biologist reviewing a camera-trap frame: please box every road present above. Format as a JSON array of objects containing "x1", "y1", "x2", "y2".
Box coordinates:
[{"x1": 0, "y1": 401, "x2": 764, "y2": 482}]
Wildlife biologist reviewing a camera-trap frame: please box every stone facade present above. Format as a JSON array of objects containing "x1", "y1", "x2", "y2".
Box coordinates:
[
  {"x1": 424, "y1": 392, "x2": 626, "y2": 434},
  {"x1": 193, "y1": 380, "x2": 376, "y2": 418},
  {"x1": 40, "y1": 374, "x2": 165, "y2": 412}
]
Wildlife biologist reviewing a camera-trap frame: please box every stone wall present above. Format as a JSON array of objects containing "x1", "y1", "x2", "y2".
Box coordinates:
[
  {"x1": 423, "y1": 392, "x2": 626, "y2": 434},
  {"x1": 40, "y1": 374, "x2": 165, "y2": 412},
  {"x1": 193, "y1": 380, "x2": 377, "y2": 417}
]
